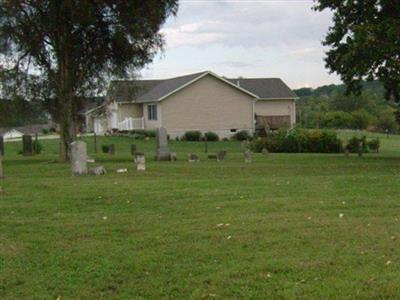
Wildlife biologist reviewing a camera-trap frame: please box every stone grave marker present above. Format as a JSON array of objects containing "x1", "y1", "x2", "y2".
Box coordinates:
[
  {"x1": 0, "y1": 136, "x2": 4, "y2": 156},
  {"x1": 188, "y1": 153, "x2": 200, "y2": 163},
  {"x1": 71, "y1": 141, "x2": 88, "y2": 176},
  {"x1": 244, "y1": 149, "x2": 252, "y2": 163},
  {"x1": 108, "y1": 144, "x2": 115, "y2": 155},
  {"x1": 136, "y1": 153, "x2": 146, "y2": 171},
  {"x1": 89, "y1": 166, "x2": 107, "y2": 175},
  {"x1": 217, "y1": 150, "x2": 227, "y2": 162},
  {"x1": 156, "y1": 127, "x2": 171, "y2": 161},
  {"x1": 170, "y1": 152, "x2": 177, "y2": 161},
  {"x1": 22, "y1": 135, "x2": 33, "y2": 156}
]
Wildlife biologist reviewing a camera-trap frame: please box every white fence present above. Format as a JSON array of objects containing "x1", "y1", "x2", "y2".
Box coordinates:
[{"x1": 118, "y1": 117, "x2": 144, "y2": 131}]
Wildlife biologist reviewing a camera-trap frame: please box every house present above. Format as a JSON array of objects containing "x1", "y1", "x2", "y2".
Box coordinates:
[
  {"x1": 85, "y1": 71, "x2": 298, "y2": 138},
  {"x1": 0, "y1": 124, "x2": 50, "y2": 140}
]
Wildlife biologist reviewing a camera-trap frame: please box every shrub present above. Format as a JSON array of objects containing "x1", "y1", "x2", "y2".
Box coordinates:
[
  {"x1": 233, "y1": 130, "x2": 250, "y2": 141},
  {"x1": 351, "y1": 110, "x2": 373, "y2": 130},
  {"x1": 367, "y1": 137, "x2": 380, "y2": 152},
  {"x1": 320, "y1": 111, "x2": 354, "y2": 129},
  {"x1": 377, "y1": 109, "x2": 398, "y2": 133},
  {"x1": 42, "y1": 128, "x2": 49, "y2": 135},
  {"x1": 33, "y1": 140, "x2": 43, "y2": 154},
  {"x1": 183, "y1": 131, "x2": 202, "y2": 141},
  {"x1": 345, "y1": 136, "x2": 368, "y2": 153},
  {"x1": 204, "y1": 131, "x2": 219, "y2": 141},
  {"x1": 250, "y1": 128, "x2": 342, "y2": 153},
  {"x1": 132, "y1": 130, "x2": 156, "y2": 138},
  {"x1": 101, "y1": 144, "x2": 109, "y2": 153}
]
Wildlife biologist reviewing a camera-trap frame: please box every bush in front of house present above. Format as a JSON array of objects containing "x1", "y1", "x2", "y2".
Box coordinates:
[
  {"x1": 204, "y1": 131, "x2": 219, "y2": 141},
  {"x1": 101, "y1": 144, "x2": 109, "y2": 153},
  {"x1": 183, "y1": 131, "x2": 202, "y2": 141},
  {"x1": 250, "y1": 128, "x2": 342, "y2": 153},
  {"x1": 132, "y1": 130, "x2": 156, "y2": 139},
  {"x1": 345, "y1": 135, "x2": 380, "y2": 153},
  {"x1": 233, "y1": 130, "x2": 250, "y2": 141}
]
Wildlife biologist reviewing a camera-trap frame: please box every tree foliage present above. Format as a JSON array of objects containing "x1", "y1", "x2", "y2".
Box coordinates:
[
  {"x1": 0, "y1": 1, "x2": 178, "y2": 160},
  {"x1": 315, "y1": 0, "x2": 400, "y2": 102}
]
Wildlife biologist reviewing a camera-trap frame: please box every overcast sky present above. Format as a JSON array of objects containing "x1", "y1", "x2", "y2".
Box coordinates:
[{"x1": 140, "y1": 0, "x2": 341, "y2": 89}]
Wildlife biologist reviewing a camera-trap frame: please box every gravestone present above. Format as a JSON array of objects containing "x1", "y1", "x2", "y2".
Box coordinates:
[
  {"x1": 208, "y1": 154, "x2": 217, "y2": 160},
  {"x1": 156, "y1": 127, "x2": 171, "y2": 161},
  {"x1": 170, "y1": 152, "x2": 177, "y2": 161},
  {"x1": 89, "y1": 166, "x2": 107, "y2": 175},
  {"x1": 131, "y1": 144, "x2": 137, "y2": 156},
  {"x1": 108, "y1": 144, "x2": 115, "y2": 155},
  {"x1": 22, "y1": 135, "x2": 33, "y2": 156},
  {"x1": 136, "y1": 153, "x2": 146, "y2": 171},
  {"x1": 71, "y1": 141, "x2": 88, "y2": 176},
  {"x1": 344, "y1": 148, "x2": 350, "y2": 158},
  {"x1": 0, "y1": 136, "x2": 4, "y2": 156},
  {"x1": 188, "y1": 153, "x2": 200, "y2": 163},
  {"x1": 244, "y1": 149, "x2": 252, "y2": 163},
  {"x1": 262, "y1": 148, "x2": 269, "y2": 155},
  {"x1": 217, "y1": 150, "x2": 227, "y2": 162}
]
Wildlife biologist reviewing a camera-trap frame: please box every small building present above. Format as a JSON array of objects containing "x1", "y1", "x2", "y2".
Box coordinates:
[
  {"x1": 0, "y1": 124, "x2": 50, "y2": 140},
  {"x1": 85, "y1": 71, "x2": 298, "y2": 138}
]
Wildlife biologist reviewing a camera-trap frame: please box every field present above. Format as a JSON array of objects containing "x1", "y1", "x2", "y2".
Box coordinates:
[{"x1": 1, "y1": 131, "x2": 400, "y2": 299}]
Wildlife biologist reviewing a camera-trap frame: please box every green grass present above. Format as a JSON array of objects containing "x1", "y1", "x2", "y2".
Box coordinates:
[{"x1": 1, "y1": 132, "x2": 400, "y2": 299}]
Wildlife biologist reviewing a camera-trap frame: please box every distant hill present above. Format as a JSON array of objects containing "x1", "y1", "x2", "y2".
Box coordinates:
[{"x1": 294, "y1": 81, "x2": 385, "y2": 98}]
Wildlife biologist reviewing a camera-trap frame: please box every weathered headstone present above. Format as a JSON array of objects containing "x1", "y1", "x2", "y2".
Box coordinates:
[
  {"x1": 188, "y1": 153, "x2": 200, "y2": 163},
  {"x1": 131, "y1": 144, "x2": 137, "y2": 156},
  {"x1": 89, "y1": 166, "x2": 107, "y2": 175},
  {"x1": 0, "y1": 136, "x2": 4, "y2": 156},
  {"x1": 244, "y1": 149, "x2": 252, "y2": 163},
  {"x1": 22, "y1": 135, "x2": 33, "y2": 156},
  {"x1": 156, "y1": 127, "x2": 170, "y2": 161},
  {"x1": 71, "y1": 141, "x2": 88, "y2": 176},
  {"x1": 136, "y1": 153, "x2": 146, "y2": 171},
  {"x1": 108, "y1": 144, "x2": 115, "y2": 155},
  {"x1": 217, "y1": 150, "x2": 227, "y2": 162},
  {"x1": 170, "y1": 152, "x2": 177, "y2": 161}
]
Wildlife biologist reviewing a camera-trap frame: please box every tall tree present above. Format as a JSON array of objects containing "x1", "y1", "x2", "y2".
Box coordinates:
[
  {"x1": 314, "y1": 0, "x2": 400, "y2": 102},
  {"x1": 0, "y1": 1, "x2": 178, "y2": 161}
]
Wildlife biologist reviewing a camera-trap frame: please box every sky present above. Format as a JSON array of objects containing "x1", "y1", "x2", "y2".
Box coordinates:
[{"x1": 139, "y1": 0, "x2": 342, "y2": 89}]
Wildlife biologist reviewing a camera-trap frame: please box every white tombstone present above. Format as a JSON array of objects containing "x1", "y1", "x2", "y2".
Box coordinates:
[
  {"x1": 244, "y1": 149, "x2": 252, "y2": 163},
  {"x1": 71, "y1": 141, "x2": 88, "y2": 176},
  {"x1": 136, "y1": 154, "x2": 146, "y2": 171}
]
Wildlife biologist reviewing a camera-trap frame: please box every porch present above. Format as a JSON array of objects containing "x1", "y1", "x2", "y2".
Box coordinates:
[{"x1": 117, "y1": 117, "x2": 145, "y2": 131}]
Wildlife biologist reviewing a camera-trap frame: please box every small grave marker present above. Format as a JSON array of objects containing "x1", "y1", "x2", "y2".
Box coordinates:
[
  {"x1": 217, "y1": 150, "x2": 227, "y2": 162},
  {"x1": 188, "y1": 153, "x2": 200, "y2": 163},
  {"x1": 0, "y1": 136, "x2": 4, "y2": 156},
  {"x1": 135, "y1": 153, "x2": 146, "y2": 171},
  {"x1": 89, "y1": 166, "x2": 107, "y2": 175},
  {"x1": 170, "y1": 152, "x2": 177, "y2": 161},
  {"x1": 244, "y1": 149, "x2": 252, "y2": 163}
]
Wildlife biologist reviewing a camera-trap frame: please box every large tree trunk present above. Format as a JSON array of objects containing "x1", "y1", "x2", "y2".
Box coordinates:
[{"x1": 58, "y1": 97, "x2": 76, "y2": 162}]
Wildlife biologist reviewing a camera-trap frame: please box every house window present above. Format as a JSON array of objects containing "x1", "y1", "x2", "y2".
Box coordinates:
[{"x1": 148, "y1": 104, "x2": 157, "y2": 121}]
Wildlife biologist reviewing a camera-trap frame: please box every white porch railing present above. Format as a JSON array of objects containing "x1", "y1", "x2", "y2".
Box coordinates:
[{"x1": 118, "y1": 117, "x2": 144, "y2": 131}]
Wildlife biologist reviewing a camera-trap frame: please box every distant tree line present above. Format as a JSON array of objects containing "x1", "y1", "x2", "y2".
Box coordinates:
[{"x1": 295, "y1": 81, "x2": 400, "y2": 133}]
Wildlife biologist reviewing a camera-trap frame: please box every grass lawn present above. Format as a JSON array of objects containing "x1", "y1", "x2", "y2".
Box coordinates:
[{"x1": 1, "y1": 132, "x2": 400, "y2": 299}]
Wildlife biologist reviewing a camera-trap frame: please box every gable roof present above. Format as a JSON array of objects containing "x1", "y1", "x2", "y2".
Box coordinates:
[
  {"x1": 0, "y1": 124, "x2": 49, "y2": 136},
  {"x1": 108, "y1": 71, "x2": 297, "y2": 104},
  {"x1": 227, "y1": 78, "x2": 298, "y2": 99}
]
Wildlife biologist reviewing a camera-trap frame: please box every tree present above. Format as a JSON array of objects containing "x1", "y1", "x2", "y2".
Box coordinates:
[
  {"x1": 315, "y1": 1, "x2": 400, "y2": 102},
  {"x1": 0, "y1": 1, "x2": 178, "y2": 161}
]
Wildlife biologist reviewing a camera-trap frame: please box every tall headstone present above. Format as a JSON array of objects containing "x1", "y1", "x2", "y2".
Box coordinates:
[
  {"x1": 0, "y1": 136, "x2": 4, "y2": 156},
  {"x1": 156, "y1": 127, "x2": 170, "y2": 161},
  {"x1": 71, "y1": 141, "x2": 88, "y2": 176},
  {"x1": 22, "y1": 135, "x2": 33, "y2": 156}
]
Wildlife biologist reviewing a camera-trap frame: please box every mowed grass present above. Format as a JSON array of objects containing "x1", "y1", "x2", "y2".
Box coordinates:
[{"x1": 1, "y1": 132, "x2": 400, "y2": 299}]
